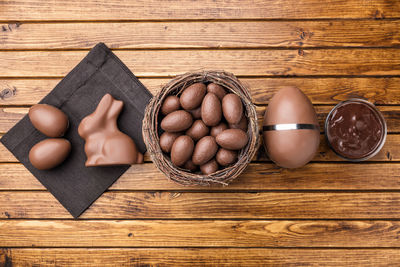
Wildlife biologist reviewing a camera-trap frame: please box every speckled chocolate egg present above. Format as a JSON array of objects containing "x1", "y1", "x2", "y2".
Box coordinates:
[
  {"x1": 200, "y1": 159, "x2": 219, "y2": 175},
  {"x1": 29, "y1": 104, "x2": 69, "y2": 137},
  {"x1": 180, "y1": 83, "x2": 206, "y2": 110},
  {"x1": 207, "y1": 83, "x2": 226, "y2": 100},
  {"x1": 216, "y1": 129, "x2": 248, "y2": 150},
  {"x1": 161, "y1": 110, "x2": 193, "y2": 132},
  {"x1": 161, "y1": 96, "x2": 180, "y2": 115},
  {"x1": 183, "y1": 160, "x2": 198, "y2": 172},
  {"x1": 210, "y1": 122, "x2": 228, "y2": 137},
  {"x1": 186, "y1": 120, "x2": 209, "y2": 141},
  {"x1": 201, "y1": 93, "x2": 222, "y2": 126},
  {"x1": 229, "y1": 116, "x2": 248, "y2": 132},
  {"x1": 222, "y1": 94, "x2": 243, "y2": 124},
  {"x1": 263, "y1": 86, "x2": 320, "y2": 169},
  {"x1": 159, "y1": 132, "x2": 181, "y2": 153},
  {"x1": 29, "y1": 138, "x2": 71, "y2": 170},
  {"x1": 216, "y1": 148, "x2": 238, "y2": 166},
  {"x1": 171, "y1": 135, "x2": 194, "y2": 167},
  {"x1": 192, "y1": 136, "x2": 218, "y2": 165},
  {"x1": 188, "y1": 106, "x2": 202, "y2": 119}
]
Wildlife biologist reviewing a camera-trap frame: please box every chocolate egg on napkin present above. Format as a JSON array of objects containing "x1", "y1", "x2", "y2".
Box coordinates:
[
  {"x1": 263, "y1": 86, "x2": 319, "y2": 168},
  {"x1": 29, "y1": 104, "x2": 69, "y2": 137}
]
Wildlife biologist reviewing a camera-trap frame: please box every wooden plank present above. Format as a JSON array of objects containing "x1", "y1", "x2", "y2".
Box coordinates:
[
  {"x1": 2, "y1": 77, "x2": 400, "y2": 106},
  {"x1": 1, "y1": 0, "x2": 399, "y2": 20},
  {"x1": 1, "y1": 220, "x2": 400, "y2": 247},
  {"x1": 1, "y1": 132, "x2": 398, "y2": 163},
  {"x1": 2, "y1": 248, "x2": 400, "y2": 266},
  {"x1": 2, "y1": 21, "x2": 400, "y2": 49},
  {"x1": 1, "y1": 49, "x2": 400, "y2": 77},
  {"x1": 1, "y1": 191, "x2": 400, "y2": 219},
  {"x1": 1, "y1": 162, "x2": 400, "y2": 191},
  {"x1": 1, "y1": 105, "x2": 399, "y2": 134}
]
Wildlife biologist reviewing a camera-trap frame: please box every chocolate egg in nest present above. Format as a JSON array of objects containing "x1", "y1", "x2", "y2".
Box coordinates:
[{"x1": 142, "y1": 71, "x2": 259, "y2": 186}]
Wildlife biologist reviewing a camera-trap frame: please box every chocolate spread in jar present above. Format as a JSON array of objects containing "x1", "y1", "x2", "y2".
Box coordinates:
[{"x1": 326, "y1": 101, "x2": 385, "y2": 160}]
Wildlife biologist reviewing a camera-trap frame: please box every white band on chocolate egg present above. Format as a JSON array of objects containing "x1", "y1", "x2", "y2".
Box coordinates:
[{"x1": 263, "y1": 124, "x2": 319, "y2": 131}]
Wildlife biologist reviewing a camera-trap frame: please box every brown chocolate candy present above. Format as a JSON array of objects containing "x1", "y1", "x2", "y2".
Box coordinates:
[
  {"x1": 192, "y1": 136, "x2": 218, "y2": 165},
  {"x1": 159, "y1": 132, "x2": 181, "y2": 153},
  {"x1": 229, "y1": 116, "x2": 248, "y2": 132},
  {"x1": 171, "y1": 135, "x2": 194, "y2": 167},
  {"x1": 183, "y1": 159, "x2": 198, "y2": 172},
  {"x1": 201, "y1": 92, "x2": 222, "y2": 126},
  {"x1": 216, "y1": 129, "x2": 248, "y2": 150},
  {"x1": 29, "y1": 138, "x2": 71, "y2": 170},
  {"x1": 161, "y1": 95, "x2": 181, "y2": 115},
  {"x1": 29, "y1": 104, "x2": 69, "y2": 137},
  {"x1": 78, "y1": 94, "x2": 143, "y2": 166},
  {"x1": 263, "y1": 86, "x2": 319, "y2": 169},
  {"x1": 161, "y1": 110, "x2": 193, "y2": 132},
  {"x1": 186, "y1": 120, "x2": 209, "y2": 141},
  {"x1": 222, "y1": 93, "x2": 243, "y2": 125},
  {"x1": 200, "y1": 159, "x2": 219, "y2": 175},
  {"x1": 180, "y1": 83, "x2": 206, "y2": 110},
  {"x1": 210, "y1": 122, "x2": 228, "y2": 137},
  {"x1": 216, "y1": 148, "x2": 238, "y2": 167},
  {"x1": 207, "y1": 83, "x2": 227, "y2": 100}
]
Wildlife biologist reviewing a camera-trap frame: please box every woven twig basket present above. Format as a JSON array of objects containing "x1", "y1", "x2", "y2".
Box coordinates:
[{"x1": 142, "y1": 70, "x2": 260, "y2": 186}]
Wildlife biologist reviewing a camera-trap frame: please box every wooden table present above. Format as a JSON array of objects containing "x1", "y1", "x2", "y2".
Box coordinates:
[{"x1": 1, "y1": 0, "x2": 400, "y2": 265}]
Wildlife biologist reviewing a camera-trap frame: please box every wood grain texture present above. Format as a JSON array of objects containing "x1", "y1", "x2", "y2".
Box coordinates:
[
  {"x1": 1, "y1": 105, "x2": 398, "y2": 134},
  {"x1": 1, "y1": 191, "x2": 400, "y2": 219},
  {"x1": 1, "y1": 20, "x2": 400, "y2": 49},
  {"x1": 0, "y1": 162, "x2": 399, "y2": 191},
  {"x1": 1, "y1": 220, "x2": 400, "y2": 247},
  {"x1": 1, "y1": 133, "x2": 398, "y2": 163},
  {"x1": 1, "y1": 0, "x2": 399, "y2": 20},
  {"x1": 1, "y1": 0, "x2": 400, "y2": 264},
  {"x1": 2, "y1": 77, "x2": 400, "y2": 106},
  {"x1": 1, "y1": 49, "x2": 400, "y2": 77},
  {"x1": 2, "y1": 248, "x2": 400, "y2": 266}
]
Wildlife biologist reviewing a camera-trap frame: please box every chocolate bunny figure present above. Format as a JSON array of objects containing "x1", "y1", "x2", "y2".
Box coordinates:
[{"x1": 78, "y1": 94, "x2": 143, "y2": 166}]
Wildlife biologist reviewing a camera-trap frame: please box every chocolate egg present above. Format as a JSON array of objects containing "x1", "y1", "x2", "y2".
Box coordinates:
[
  {"x1": 161, "y1": 96, "x2": 180, "y2": 115},
  {"x1": 222, "y1": 94, "x2": 243, "y2": 124},
  {"x1": 216, "y1": 148, "x2": 238, "y2": 166},
  {"x1": 210, "y1": 122, "x2": 228, "y2": 137},
  {"x1": 200, "y1": 159, "x2": 219, "y2": 175},
  {"x1": 159, "y1": 132, "x2": 181, "y2": 153},
  {"x1": 188, "y1": 106, "x2": 202, "y2": 119},
  {"x1": 29, "y1": 104, "x2": 69, "y2": 137},
  {"x1": 161, "y1": 110, "x2": 193, "y2": 132},
  {"x1": 229, "y1": 116, "x2": 248, "y2": 132},
  {"x1": 216, "y1": 129, "x2": 248, "y2": 150},
  {"x1": 192, "y1": 136, "x2": 218, "y2": 165},
  {"x1": 201, "y1": 93, "x2": 222, "y2": 126},
  {"x1": 263, "y1": 86, "x2": 320, "y2": 168},
  {"x1": 180, "y1": 83, "x2": 206, "y2": 110},
  {"x1": 207, "y1": 83, "x2": 226, "y2": 100},
  {"x1": 171, "y1": 135, "x2": 194, "y2": 167},
  {"x1": 183, "y1": 159, "x2": 198, "y2": 172},
  {"x1": 186, "y1": 120, "x2": 209, "y2": 141},
  {"x1": 29, "y1": 138, "x2": 71, "y2": 170}
]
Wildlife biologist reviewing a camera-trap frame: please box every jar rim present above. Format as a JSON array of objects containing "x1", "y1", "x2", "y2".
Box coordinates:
[{"x1": 324, "y1": 98, "x2": 387, "y2": 162}]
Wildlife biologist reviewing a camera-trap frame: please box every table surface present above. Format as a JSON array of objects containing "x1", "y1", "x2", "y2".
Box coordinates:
[{"x1": 1, "y1": 0, "x2": 400, "y2": 266}]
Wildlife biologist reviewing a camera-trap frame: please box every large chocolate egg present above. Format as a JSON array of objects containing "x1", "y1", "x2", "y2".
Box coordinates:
[{"x1": 263, "y1": 86, "x2": 319, "y2": 168}]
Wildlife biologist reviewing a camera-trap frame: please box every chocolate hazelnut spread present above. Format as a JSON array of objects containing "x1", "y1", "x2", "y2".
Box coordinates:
[{"x1": 326, "y1": 100, "x2": 386, "y2": 160}]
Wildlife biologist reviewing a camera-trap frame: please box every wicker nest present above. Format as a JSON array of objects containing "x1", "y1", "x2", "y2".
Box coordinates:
[{"x1": 142, "y1": 70, "x2": 260, "y2": 186}]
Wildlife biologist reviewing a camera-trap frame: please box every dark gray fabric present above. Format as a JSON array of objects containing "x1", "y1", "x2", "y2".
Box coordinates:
[{"x1": 0, "y1": 43, "x2": 152, "y2": 218}]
